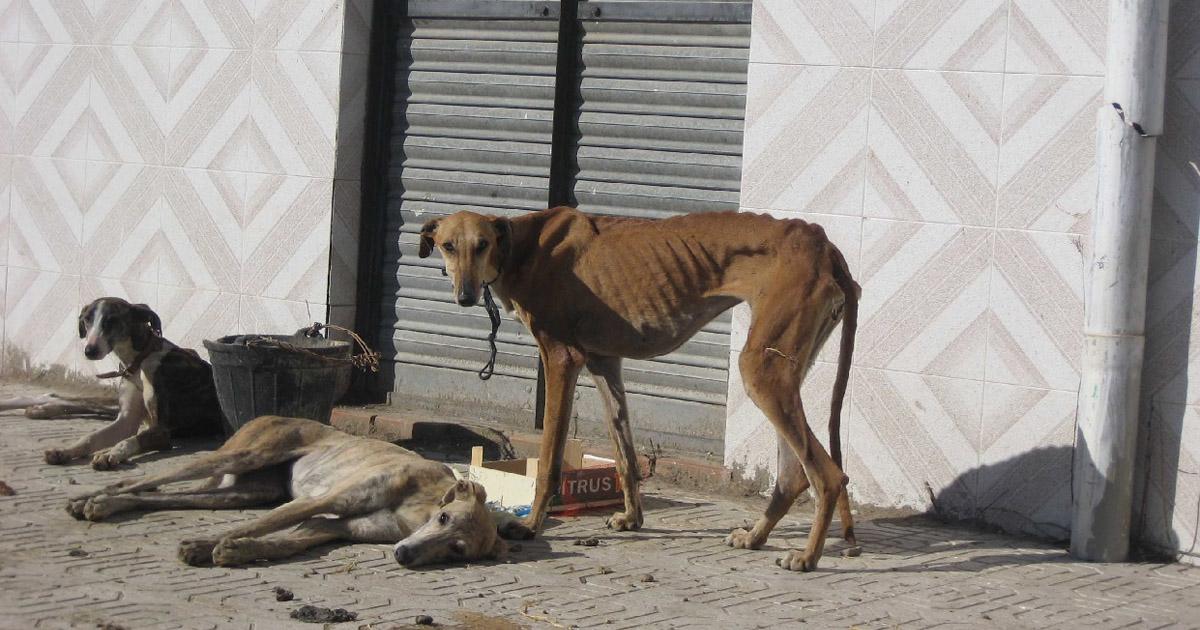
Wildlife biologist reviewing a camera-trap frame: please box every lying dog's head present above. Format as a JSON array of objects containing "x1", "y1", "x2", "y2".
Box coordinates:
[
  {"x1": 418, "y1": 211, "x2": 510, "y2": 307},
  {"x1": 78, "y1": 297, "x2": 162, "y2": 361},
  {"x1": 392, "y1": 479, "x2": 510, "y2": 568}
]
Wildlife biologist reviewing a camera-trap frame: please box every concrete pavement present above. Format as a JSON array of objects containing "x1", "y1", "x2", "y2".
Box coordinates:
[{"x1": 1, "y1": 383, "x2": 1198, "y2": 629}]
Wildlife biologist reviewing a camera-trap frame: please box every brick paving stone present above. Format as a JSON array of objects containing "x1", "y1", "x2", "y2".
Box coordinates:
[{"x1": 2, "y1": 383, "x2": 1200, "y2": 629}]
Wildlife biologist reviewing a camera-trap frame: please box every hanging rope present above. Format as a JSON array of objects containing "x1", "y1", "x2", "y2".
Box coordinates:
[{"x1": 478, "y1": 286, "x2": 502, "y2": 380}]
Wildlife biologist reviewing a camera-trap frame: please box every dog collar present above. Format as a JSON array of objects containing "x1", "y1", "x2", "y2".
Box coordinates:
[{"x1": 95, "y1": 342, "x2": 157, "y2": 381}]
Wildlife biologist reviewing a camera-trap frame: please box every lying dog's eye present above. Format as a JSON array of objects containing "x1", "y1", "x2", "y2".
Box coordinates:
[
  {"x1": 443, "y1": 243, "x2": 455, "y2": 253},
  {"x1": 438, "y1": 512, "x2": 450, "y2": 526},
  {"x1": 475, "y1": 241, "x2": 487, "y2": 253}
]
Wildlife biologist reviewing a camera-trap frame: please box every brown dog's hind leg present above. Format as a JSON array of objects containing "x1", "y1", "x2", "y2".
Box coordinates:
[
  {"x1": 726, "y1": 443, "x2": 809, "y2": 550},
  {"x1": 737, "y1": 291, "x2": 848, "y2": 571},
  {"x1": 588, "y1": 357, "x2": 644, "y2": 531}
]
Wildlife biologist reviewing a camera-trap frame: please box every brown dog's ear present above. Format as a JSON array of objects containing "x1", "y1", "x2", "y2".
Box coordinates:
[
  {"x1": 130, "y1": 303, "x2": 162, "y2": 336},
  {"x1": 78, "y1": 303, "x2": 95, "y2": 338},
  {"x1": 418, "y1": 218, "x2": 440, "y2": 258},
  {"x1": 492, "y1": 217, "x2": 511, "y2": 267}
]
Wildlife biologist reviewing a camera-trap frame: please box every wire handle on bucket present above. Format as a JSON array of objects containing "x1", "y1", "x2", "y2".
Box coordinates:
[{"x1": 241, "y1": 323, "x2": 381, "y2": 372}]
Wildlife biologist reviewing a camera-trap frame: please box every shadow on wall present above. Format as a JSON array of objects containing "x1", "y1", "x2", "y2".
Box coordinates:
[
  {"x1": 1126, "y1": 9, "x2": 1200, "y2": 561},
  {"x1": 929, "y1": 446, "x2": 1073, "y2": 544}
]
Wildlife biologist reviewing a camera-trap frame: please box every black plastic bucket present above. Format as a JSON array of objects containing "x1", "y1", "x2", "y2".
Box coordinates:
[{"x1": 203, "y1": 332, "x2": 353, "y2": 436}]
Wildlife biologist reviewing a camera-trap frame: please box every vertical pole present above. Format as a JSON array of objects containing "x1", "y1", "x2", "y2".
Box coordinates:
[
  {"x1": 1071, "y1": 0, "x2": 1170, "y2": 562},
  {"x1": 536, "y1": 0, "x2": 581, "y2": 430}
]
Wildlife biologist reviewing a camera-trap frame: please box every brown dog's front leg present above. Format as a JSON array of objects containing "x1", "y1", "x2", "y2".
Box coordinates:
[{"x1": 522, "y1": 342, "x2": 585, "y2": 534}]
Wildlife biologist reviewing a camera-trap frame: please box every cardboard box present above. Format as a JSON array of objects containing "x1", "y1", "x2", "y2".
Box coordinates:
[{"x1": 467, "y1": 439, "x2": 626, "y2": 514}]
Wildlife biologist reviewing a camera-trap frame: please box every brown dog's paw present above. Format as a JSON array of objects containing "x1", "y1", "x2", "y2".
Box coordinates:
[
  {"x1": 178, "y1": 539, "x2": 217, "y2": 566},
  {"x1": 724, "y1": 527, "x2": 764, "y2": 550},
  {"x1": 605, "y1": 511, "x2": 642, "y2": 532},
  {"x1": 44, "y1": 449, "x2": 73, "y2": 465},
  {"x1": 775, "y1": 549, "x2": 817, "y2": 572}
]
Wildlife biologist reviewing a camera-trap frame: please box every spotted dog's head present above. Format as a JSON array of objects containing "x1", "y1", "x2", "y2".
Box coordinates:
[{"x1": 78, "y1": 297, "x2": 162, "y2": 361}]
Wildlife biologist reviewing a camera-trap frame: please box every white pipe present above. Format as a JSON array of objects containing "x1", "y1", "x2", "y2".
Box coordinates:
[{"x1": 1071, "y1": 0, "x2": 1170, "y2": 562}]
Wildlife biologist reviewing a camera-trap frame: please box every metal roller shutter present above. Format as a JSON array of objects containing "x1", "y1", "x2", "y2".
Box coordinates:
[
  {"x1": 376, "y1": 0, "x2": 750, "y2": 452},
  {"x1": 382, "y1": 3, "x2": 557, "y2": 422},
  {"x1": 571, "y1": 2, "x2": 751, "y2": 430}
]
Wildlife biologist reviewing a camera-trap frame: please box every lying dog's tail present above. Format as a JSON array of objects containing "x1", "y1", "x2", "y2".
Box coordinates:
[{"x1": 828, "y1": 246, "x2": 859, "y2": 470}]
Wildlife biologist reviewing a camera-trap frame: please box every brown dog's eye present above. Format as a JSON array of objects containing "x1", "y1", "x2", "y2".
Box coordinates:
[
  {"x1": 438, "y1": 512, "x2": 450, "y2": 526},
  {"x1": 443, "y1": 243, "x2": 455, "y2": 254},
  {"x1": 475, "y1": 241, "x2": 487, "y2": 253}
]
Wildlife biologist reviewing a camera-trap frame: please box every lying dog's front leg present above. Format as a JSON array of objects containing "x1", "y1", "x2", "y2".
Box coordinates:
[
  {"x1": 45, "y1": 389, "x2": 145, "y2": 465},
  {"x1": 211, "y1": 518, "x2": 347, "y2": 567},
  {"x1": 91, "y1": 427, "x2": 170, "y2": 470}
]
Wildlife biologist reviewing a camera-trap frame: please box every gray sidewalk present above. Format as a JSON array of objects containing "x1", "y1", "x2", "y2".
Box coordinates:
[{"x1": 1, "y1": 383, "x2": 1198, "y2": 629}]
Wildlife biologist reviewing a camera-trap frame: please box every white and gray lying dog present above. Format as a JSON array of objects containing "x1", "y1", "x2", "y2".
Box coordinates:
[
  {"x1": 9, "y1": 297, "x2": 223, "y2": 469},
  {"x1": 66, "y1": 415, "x2": 533, "y2": 568}
]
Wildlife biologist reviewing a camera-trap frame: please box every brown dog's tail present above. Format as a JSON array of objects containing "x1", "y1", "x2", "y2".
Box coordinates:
[{"x1": 828, "y1": 246, "x2": 859, "y2": 470}]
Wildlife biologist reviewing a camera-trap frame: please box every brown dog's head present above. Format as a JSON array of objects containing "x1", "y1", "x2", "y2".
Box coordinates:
[
  {"x1": 392, "y1": 480, "x2": 508, "y2": 568},
  {"x1": 78, "y1": 297, "x2": 162, "y2": 360},
  {"x1": 418, "y1": 211, "x2": 510, "y2": 307}
]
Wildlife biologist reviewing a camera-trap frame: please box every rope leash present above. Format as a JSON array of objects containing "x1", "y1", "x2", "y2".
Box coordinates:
[
  {"x1": 478, "y1": 286, "x2": 501, "y2": 381},
  {"x1": 244, "y1": 323, "x2": 381, "y2": 372}
]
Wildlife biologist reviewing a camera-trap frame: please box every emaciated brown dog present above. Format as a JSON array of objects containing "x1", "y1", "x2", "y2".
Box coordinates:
[{"x1": 418, "y1": 206, "x2": 859, "y2": 571}]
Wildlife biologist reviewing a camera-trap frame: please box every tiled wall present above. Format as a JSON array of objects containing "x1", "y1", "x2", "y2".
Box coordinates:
[
  {"x1": 0, "y1": 0, "x2": 369, "y2": 377},
  {"x1": 727, "y1": 0, "x2": 1200, "y2": 560},
  {"x1": 726, "y1": 0, "x2": 1102, "y2": 542}
]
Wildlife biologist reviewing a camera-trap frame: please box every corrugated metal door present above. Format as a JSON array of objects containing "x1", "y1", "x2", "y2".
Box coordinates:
[
  {"x1": 379, "y1": 0, "x2": 751, "y2": 452},
  {"x1": 570, "y1": 2, "x2": 751, "y2": 440},
  {"x1": 382, "y1": 2, "x2": 557, "y2": 421}
]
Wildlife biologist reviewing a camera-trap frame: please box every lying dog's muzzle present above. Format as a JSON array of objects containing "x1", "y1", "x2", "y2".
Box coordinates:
[
  {"x1": 84, "y1": 344, "x2": 102, "y2": 360},
  {"x1": 393, "y1": 544, "x2": 414, "y2": 566}
]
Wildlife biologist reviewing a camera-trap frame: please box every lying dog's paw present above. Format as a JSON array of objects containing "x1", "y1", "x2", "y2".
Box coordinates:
[
  {"x1": 212, "y1": 538, "x2": 258, "y2": 567},
  {"x1": 498, "y1": 519, "x2": 535, "y2": 541},
  {"x1": 725, "y1": 527, "x2": 764, "y2": 550},
  {"x1": 65, "y1": 496, "x2": 90, "y2": 520},
  {"x1": 90, "y1": 449, "x2": 127, "y2": 471},
  {"x1": 605, "y1": 511, "x2": 643, "y2": 532},
  {"x1": 776, "y1": 549, "x2": 817, "y2": 572},
  {"x1": 81, "y1": 494, "x2": 128, "y2": 521},
  {"x1": 44, "y1": 449, "x2": 73, "y2": 465},
  {"x1": 178, "y1": 539, "x2": 217, "y2": 566}
]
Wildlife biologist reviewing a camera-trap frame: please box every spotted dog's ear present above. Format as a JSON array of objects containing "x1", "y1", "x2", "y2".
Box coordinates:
[
  {"x1": 78, "y1": 302, "x2": 96, "y2": 338},
  {"x1": 419, "y1": 218, "x2": 441, "y2": 258},
  {"x1": 129, "y1": 303, "x2": 162, "y2": 336}
]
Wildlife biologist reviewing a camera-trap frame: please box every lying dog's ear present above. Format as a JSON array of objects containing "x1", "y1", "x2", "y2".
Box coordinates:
[
  {"x1": 418, "y1": 218, "x2": 440, "y2": 258},
  {"x1": 492, "y1": 217, "x2": 511, "y2": 266},
  {"x1": 77, "y1": 303, "x2": 94, "y2": 338},
  {"x1": 439, "y1": 479, "x2": 469, "y2": 506},
  {"x1": 130, "y1": 303, "x2": 162, "y2": 336},
  {"x1": 439, "y1": 479, "x2": 488, "y2": 506}
]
